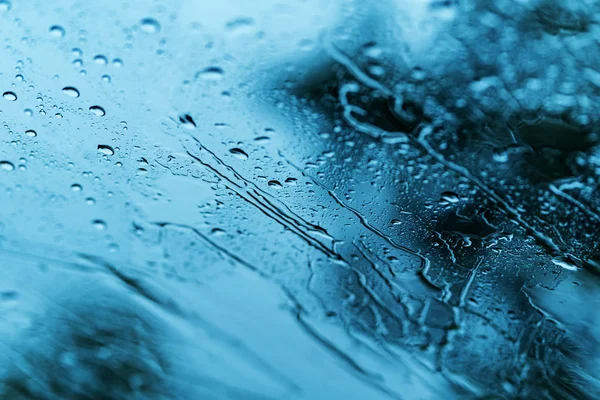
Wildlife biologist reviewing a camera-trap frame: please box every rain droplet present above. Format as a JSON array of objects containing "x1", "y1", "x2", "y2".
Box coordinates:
[
  {"x1": 3, "y1": 91, "x2": 17, "y2": 101},
  {"x1": 25, "y1": 129, "x2": 37, "y2": 137},
  {"x1": 112, "y1": 58, "x2": 123, "y2": 68},
  {"x1": 440, "y1": 191, "x2": 460, "y2": 204},
  {"x1": 140, "y1": 18, "x2": 160, "y2": 33},
  {"x1": 196, "y1": 67, "x2": 224, "y2": 81},
  {"x1": 101, "y1": 75, "x2": 111, "y2": 83},
  {"x1": 93, "y1": 55, "x2": 108, "y2": 65},
  {"x1": 229, "y1": 148, "x2": 248, "y2": 160},
  {"x1": 89, "y1": 105, "x2": 105, "y2": 116},
  {"x1": 268, "y1": 180, "x2": 283, "y2": 188},
  {"x1": 49, "y1": 25, "x2": 65, "y2": 38},
  {"x1": 62, "y1": 86, "x2": 80, "y2": 98},
  {"x1": 0, "y1": 161, "x2": 14, "y2": 171},
  {"x1": 551, "y1": 255, "x2": 580, "y2": 271},
  {"x1": 254, "y1": 136, "x2": 270, "y2": 143},
  {"x1": 92, "y1": 219, "x2": 107, "y2": 230},
  {"x1": 211, "y1": 227, "x2": 226, "y2": 236},
  {"x1": 85, "y1": 197, "x2": 96, "y2": 205},
  {"x1": 97, "y1": 144, "x2": 114, "y2": 155},
  {"x1": 179, "y1": 114, "x2": 196, "y2": 129},
  {"x1": 72, "y1": 59, "x2": 83, "y2": 67},
  {"x1": 0, "y1": 1, "x2": 11, "y2": 13},
  {"x1": 70, "y1": 183, "x2": 82, "y2": 192},
  {"x1": 225, "y1": 17, "x2": 254, "y2": 33}
]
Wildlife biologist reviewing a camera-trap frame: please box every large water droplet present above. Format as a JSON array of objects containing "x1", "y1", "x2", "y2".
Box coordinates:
[
  {"x1": 89, "y1": 105, "x2": 105, "y2": 116},
  {"x1": 49, "y1": 25, "x2": 65, "y2": 38},
  {"x1": 0, "y1": 1, "x2": 11, "y2": 13},
  {"x1": 229, "y1": 148, "x2": 248, "y2": 160},
  {"x1": 97, "y1": 144, "x2": 114, "y2": 155},
  {"x1": 25, "y1": 129, "x2": 37, "y2": 137},
  {"x1": 62, "y1": 86, "x2": 80, "y2": 98},
  {"x1": 196, "y1": 67, "x2": 224, "y2": 81},
  {"x1": 0, "y1": 160, "x2": 16, "y2": 172},
  {"x1": 3, "y1": 91, "x2": 17, "y2": 101},
  {"x1": 140, "y1": 18, "x2": 160, "y2": 33},
  {"x1": 0, "y1": 161, "x2": 15, "y2": 171},
  {"x1": 440, "y1": 191, "x2": 460, "y2": 204},
  {"x1": 551, "y1": 255, "x2": 580, "y2": 271},
  {"x1": 179, "y1": 114, "x2": 196, "y2": 129}
]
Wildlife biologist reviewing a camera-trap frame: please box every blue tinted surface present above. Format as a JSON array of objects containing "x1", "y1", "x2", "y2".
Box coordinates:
[{"x1": 0, "y1": 1, "x2": 599, "y2": 399}]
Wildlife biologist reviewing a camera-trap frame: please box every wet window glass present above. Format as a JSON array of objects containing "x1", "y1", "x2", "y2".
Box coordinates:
[{"x1": 0, "y1": 0, "x2": 599, "y2": 398}]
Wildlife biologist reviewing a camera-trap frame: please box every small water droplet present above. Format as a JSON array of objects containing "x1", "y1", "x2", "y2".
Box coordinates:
[
  {"x1": 72, "y1": 59, "x2": 83, "y2": 67},
  {"x1": 49, "y1": 25, "x2": 65, "y2": 38},
  {"x1": 140, "y1": 18, "x2": 161, "y2": 33},
  {"x1": 3, "y1": 91, "x2": 17, "y2": 101},
  {"x1": 89, "y1": 105, "x2": 105, "y2": 116},
  {"x1": 268, "y1": 180, "x2": 283, "y2": 188},
  {"x1": 196, "y1": 67, "x2": 224, "y2": 81},
  {"x1": 0, "y1": 161, "x2": 14, "y2": 171},
  {"x1": 92, "y1": 219, "x2": 107, "y2": 230},
  {"x1": 229, "y1": 148, "x2": 248, "y2": 160},
  {"x1": 97, "y1": 144, "x2": 114, "y2": 155},
  {"x1": 24, "y1": 109, "x2": 33, "y2": 116},
  {"x1": 62, "y1": 86, "x2": 80, "y2": 98},
  {"x1": 101, "y1": 74, "x2": 111, "y2": 83},
  {"x1": 70, "y1": 183, "x2": 82, "y2": 192},
  {"x1": 93, "y1": 55, "x2": 108, "y2": 65},
  {"x1": 25, "y1": 129, "x2": 37, "y2": 137},
  {"x1": 15, "y1": 74, "x2": 23, "y2": 82},
  {"x1": 112, "y1": 58, "x2": 123, "y2": 67},
  {"x1": 85, "y1": 197, "x2": 96, "y2": 205},
  {"x1": 0, "y1": 1, "x2": 11, "y2": 13}
]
